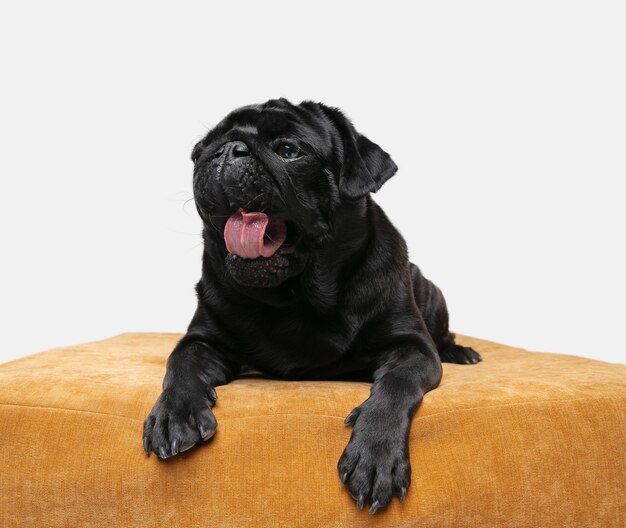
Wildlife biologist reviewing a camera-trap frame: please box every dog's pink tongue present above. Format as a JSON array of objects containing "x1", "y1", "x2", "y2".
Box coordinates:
[{"x1": 224, "y1": 208, "x2": 287, "y2": 259}]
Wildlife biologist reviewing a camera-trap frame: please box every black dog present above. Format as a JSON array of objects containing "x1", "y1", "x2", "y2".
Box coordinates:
[{"x1": 143, "y1": 99, "x2": 481, "y2": 514}]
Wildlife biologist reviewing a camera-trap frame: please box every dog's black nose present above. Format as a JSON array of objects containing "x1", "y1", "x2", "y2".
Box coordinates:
[{"x1": 214, "y1": 141, "x2": 250, "y2": 160}]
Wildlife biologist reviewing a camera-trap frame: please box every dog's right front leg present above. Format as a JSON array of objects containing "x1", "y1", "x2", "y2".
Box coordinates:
[{"x1": 142, "y1": 310, "x2": 240, "y2": 459}]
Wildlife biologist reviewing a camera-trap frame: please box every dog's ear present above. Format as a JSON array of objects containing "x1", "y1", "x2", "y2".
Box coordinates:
[
  {"x1": 346, "y1": 134, "x2": 398, "y2": 200},
  {"x1": 318, "y1": 104, "x2": 398, "y2": 200},
  {"x1": 191, "y1": 141, "x2": 203, "y2": 163}
]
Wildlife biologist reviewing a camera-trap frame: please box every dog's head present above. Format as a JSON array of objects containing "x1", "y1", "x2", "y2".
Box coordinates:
[{"x1": 192, "y1": 98, "x2": 397, "y2": 288}]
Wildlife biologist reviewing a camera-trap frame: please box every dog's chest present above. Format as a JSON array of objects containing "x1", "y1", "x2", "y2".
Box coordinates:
[{"x1": 237, "y1": 305, "x2": 359, "y2": 378}]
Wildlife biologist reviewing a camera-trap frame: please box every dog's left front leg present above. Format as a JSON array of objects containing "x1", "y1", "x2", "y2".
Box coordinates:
[{"x1": 338, "y1": 338, "x2": 442, "y2": 514}]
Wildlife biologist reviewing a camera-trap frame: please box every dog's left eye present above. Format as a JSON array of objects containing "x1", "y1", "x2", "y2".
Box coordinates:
[{"x1": 275, "y1": 144, "x2": 303, "y2": 160}]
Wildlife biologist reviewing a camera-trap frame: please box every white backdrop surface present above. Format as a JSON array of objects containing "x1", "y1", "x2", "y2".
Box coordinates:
[{"x1": 1, "y1": 1, "x2": 624, "y2": 364}]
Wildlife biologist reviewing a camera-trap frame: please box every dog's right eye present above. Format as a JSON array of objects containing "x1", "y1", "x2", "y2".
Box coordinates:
[{"x1": 275, "y1": 144, "x2": 303, "y2": 160}]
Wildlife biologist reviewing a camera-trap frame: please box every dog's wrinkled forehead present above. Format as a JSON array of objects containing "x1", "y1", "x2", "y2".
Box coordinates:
[{"x1": 201, "y1": 99, "x2": 337, "y2": 158}]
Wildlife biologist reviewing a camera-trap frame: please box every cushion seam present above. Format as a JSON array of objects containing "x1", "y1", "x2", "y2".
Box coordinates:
[
  {"x1": 418, "y1": 393, "x2": 626, "y2": 420},
  {"x1": 0, "y1": 402, "x2": 142, "y2": 422},
  {"x1": 0, "y1": 394, "x2": 623, "y2": 424}
]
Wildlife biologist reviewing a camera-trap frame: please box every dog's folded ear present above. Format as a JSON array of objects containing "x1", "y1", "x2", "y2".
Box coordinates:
[
  {"x1": 347, "y1": 134, "x2": 398, "y2": 200},
  {"x1": 191, "y1": 141, "x2": 203, "y2": 163},
  {"x1": 318, "y1": 104, "x2": 398, "y2": 200}
]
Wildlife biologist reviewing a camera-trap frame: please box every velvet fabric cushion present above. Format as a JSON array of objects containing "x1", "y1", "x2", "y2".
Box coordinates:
[{"x1": 1, "y1": 333, "x2": 624, "y2": 527}]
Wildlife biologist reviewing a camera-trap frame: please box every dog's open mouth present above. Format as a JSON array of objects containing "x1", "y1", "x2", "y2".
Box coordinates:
[
  {"x1": 223, "y1": 208, "x2": 298, "y2": 287},
  {"x1": 224, "y1": 208, "x2": 287, "y2": 259}
]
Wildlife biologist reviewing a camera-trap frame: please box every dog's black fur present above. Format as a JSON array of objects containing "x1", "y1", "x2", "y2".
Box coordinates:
[{"x1": 143, "y1": 99, "x2": 481, "y2": 514}]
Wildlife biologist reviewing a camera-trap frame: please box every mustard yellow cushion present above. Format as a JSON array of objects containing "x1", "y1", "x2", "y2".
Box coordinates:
[{"x1": 1, "y1": 333, "x2": 624, "y2": 527}]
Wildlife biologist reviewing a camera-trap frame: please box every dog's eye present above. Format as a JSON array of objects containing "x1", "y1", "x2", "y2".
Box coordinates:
[{"x1": 275, "y1": 144, "x2": 303, "y2": 160}]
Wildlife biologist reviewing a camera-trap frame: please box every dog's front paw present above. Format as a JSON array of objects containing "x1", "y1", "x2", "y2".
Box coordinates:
[
  {"x1": 440, "y1": 344, "x2": 482, "y2": 364},
  {"x1": 142, "y1": 386, "x2": 217, "y2": 459},
  {"x1": 338, "y1": 404, "x2": 410, "y2": 514}
]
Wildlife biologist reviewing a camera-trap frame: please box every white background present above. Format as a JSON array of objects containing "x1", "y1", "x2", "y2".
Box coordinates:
[{"x1": 1, "y1": 1, "x2": 624, "y2": 364}]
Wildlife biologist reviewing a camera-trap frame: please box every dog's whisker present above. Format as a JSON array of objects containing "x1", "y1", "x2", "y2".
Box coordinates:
[
  {"x1": 171, "y1": 231, "x2": 204, "y2": 237},
  {"x1": 182, "y1": 198, "x2": 197, "y2": 214},
  {"x1": 243, "y1": 192, "x2": 268, "y2": 209},
  {"x1": 206, "y1": 214, "x2": 222, "y2": 235}
]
